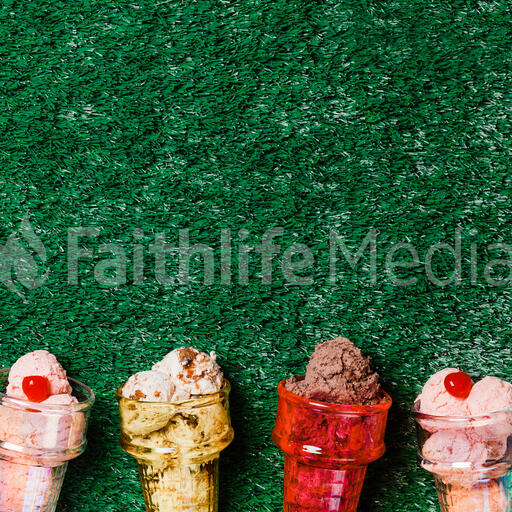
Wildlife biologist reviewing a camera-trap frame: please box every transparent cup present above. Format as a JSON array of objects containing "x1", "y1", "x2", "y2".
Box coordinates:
[
  {"x1": 0, "y1": 368, "x2": 95, "y2": 512},
  {"x1": 116, "y1": 382, "x2": 234, "y2": 512},
  {"x1": 272, "y1": 378, "x2": 392, "y2": 512},
  {"x1": 413, "y1": 402, "x2": 512, "y2": 512}
]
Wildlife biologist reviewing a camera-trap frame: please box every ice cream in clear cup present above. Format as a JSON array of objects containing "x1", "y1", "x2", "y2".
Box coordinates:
[
  {"x1": 0, "y1": 356, "x2": 94, "y2": 512},
  {"x1": 413, "y1": 369, "x2": 512, "y2": 512},
  {"x1": 273, "y1": 337, "x2": 392, "y2": 512},
  {"x1": 117, "y1": 347, "x2": 234, "y2": 512}
]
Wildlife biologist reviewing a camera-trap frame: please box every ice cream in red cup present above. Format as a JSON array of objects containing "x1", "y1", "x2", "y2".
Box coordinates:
[{"x1": 272, "y1": 337, "x2": 392, "y2": 512}]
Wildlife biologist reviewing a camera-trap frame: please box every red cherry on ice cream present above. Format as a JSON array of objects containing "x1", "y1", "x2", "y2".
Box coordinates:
[
  {"x1": 22, "y1": 376, "x2": 50, "y2": 403},
  {"x1": 444, "y1": 371, "x2": 472, "y2": 399}
]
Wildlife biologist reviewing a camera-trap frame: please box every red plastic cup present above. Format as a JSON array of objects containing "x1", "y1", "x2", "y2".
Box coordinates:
[{"x1": 272, "y1": 378, "x2": 391, "y2": 512}]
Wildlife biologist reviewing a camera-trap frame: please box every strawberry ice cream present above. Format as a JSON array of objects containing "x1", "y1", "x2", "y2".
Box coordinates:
[
  {"x1": 413, "y1": 368, "x2": 512, "y2": 512},
  {"x1": 466, "y1": 377, "x2": 512, "y2": 416},
  {"x1": 0, "y1": 350, "x2": 94, "y2": 512},
  {"x1": 416, "y1": 368, "x2": 470, "y2": 417},
  {"x1": 6, "y1": 350, "x2": 72, "y2": 399},
  {"x1": 422, "y1": 431, "x2": 488, "y2": 465},
  {"x1": 43, "y1": 393, "x2": 79, "y2": 405}
]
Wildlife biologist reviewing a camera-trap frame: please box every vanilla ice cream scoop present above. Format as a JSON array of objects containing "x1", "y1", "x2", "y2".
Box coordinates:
[
  {"x1": 7, "y1": 350, "x2": 72, "y2": 399},
  {"x1": 122, "y1": 370, "x2": 190, "y2": 402},
  {"x1": 152, "y1": 347, "x2": 224, "y2": 397}
]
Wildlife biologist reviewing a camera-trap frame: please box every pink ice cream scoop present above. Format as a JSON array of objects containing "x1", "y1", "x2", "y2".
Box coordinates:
[
  {"x1": 415, "y1": 368, "x2": 512, "y2": 446},
  {"x1": 6, "y1": 350, "x2": 72, "y2": 399},
  {"x1": 466, "y1": 376, "x2": 512, "y2": 416},
  {"x1": 416, "y1": 368, "x2": 470, "y2": 417},
  {"x1": 1, "y1": 351, "x2": 79, "y2": 451},
  {"x1": 422, "y1": 431, "x2": 488, "y2": 465},
  {"x1": 466, "y1": 376, "x2": 512, "y2": 443}
]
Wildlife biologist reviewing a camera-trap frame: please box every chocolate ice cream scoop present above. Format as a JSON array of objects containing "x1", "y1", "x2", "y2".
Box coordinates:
[{"x1": 286, "y1": 336, "x2": 381, "y2": 405}]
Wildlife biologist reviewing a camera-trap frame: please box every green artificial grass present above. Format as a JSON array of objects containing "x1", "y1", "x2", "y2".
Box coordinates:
[{"x1": 0, "y1": 0, "x2": 512, "y2": 511}]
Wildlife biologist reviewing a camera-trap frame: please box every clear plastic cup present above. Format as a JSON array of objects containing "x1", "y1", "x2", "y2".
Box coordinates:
[
  {"x1": 413, "y1": 403, "x2": 512, "y2": 512},
  {"x1": 272, "y1": 378, "x2": 392, "y2": 512},
  {"x1": 0, "y1": 368, "x2": 95, "y2": 512},
  {"x1": 116, "y1": 382, "x2": 234, "y2": 512}
]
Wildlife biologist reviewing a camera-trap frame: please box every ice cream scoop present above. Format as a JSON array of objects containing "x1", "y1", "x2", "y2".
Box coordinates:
[
  {"x1": 466, "y1": 376, "x2": 512, "y2": 416},
  {"x1": 43, "y1": 393, "x2": 79, "y2": 405},
  {"x1": 152, "y1": 347, "x2": 224, "y2": 397},
  {"x1": 422, "y1": 431, "x2": 488, "y2": 465},
  {"x1": 416, "y1": 368, "x2": 470, "y2": 417},
  {"x1": 121, "y1": 347, "x2": 224, "y2": 403},
  {"x1": 285, "y1": 336, "x2": 381, "y2": 405},
  {"x1": 7, "y1": 350, "x2": 72, "y2": 399},
  {"x1": 123, "y1": 370, "x2": 187, "y2": 402}
]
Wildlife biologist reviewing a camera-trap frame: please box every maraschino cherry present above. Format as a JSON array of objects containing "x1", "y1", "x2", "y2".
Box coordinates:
[
  {"x1": 22, "y1": 376, "x2": 50, "y2": 403},
  {"x1": 444, "y1": 371, "x2": 472, "y2": 399}
]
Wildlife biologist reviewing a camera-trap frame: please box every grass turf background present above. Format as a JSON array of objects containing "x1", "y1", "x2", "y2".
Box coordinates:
[{"x1": 0, "y1": 0, "x2": 512, "y2": 510}]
